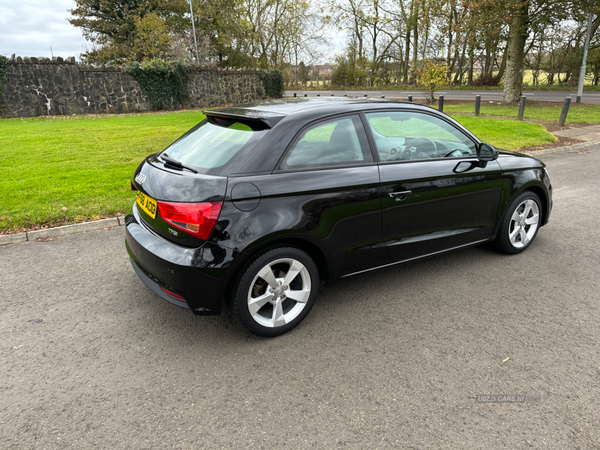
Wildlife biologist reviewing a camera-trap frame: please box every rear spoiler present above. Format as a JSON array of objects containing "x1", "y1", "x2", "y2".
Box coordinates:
[{"x1": 204, "y1": 108, "x2": 285, "y2": 130}]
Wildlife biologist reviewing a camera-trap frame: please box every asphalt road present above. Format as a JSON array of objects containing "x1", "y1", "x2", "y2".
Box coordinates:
[
  {"x1": 285, "y1": 89, "x2": 600, "y2": 104},
  {"x1": 2, "y1": 148, "x2": 599, "y2": 449}
]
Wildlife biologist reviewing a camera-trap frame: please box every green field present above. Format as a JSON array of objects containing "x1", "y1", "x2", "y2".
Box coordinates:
[
  {"x1": 298, "y1": 70, "x2": 600, "y2": 91},
  {"x1": 0, "y1": 111, "x2": 206, "y2": 232},
  {"x1": 0, "y1": 110, "x2": 556, "y2": 232},
  {"x1": 444, "y1": 103, "x2": 600, "y2": 123},
  {"x1": 451, "y1": 116, "x2": 556, "y2": 148}
]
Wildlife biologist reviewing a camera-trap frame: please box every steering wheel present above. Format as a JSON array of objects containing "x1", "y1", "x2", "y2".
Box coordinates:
[
  {"x1": 406, "y1": 137, "x2": 437, "y2": 153},
  {"x1": 402, "y1": 137, "x2": 438, "y2": 159},
  {"x1": 407, "y1": 137, "x2": 437, "y2": 152},
  {"x1": 444, "y1": 149, "x2": 463, "y2": 158}
]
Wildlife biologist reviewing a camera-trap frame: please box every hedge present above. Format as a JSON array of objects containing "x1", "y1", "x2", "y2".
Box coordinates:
[
  {"x1": 126, "y1": 60, "x2": 284, "y2": 108},
  {"x1": 126, "y1": 59, "x2": 191, "y2": 110},
  {"x1": 259, "y1": 69, "x2": 284, "y2": 98}
]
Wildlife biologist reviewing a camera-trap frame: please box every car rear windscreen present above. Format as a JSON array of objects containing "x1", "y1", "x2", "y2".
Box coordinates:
[{"x1": 161, "y1": 117, "x2": 268, "y2": 174}]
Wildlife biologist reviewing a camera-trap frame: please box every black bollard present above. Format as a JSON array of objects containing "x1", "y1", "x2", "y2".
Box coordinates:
[
  {"x1": 518, "y1": 96, "x2": 526, "y2": 120},
  {"x1": 559, "y1": 97, "x2": 572, "y2": 126},
  {"x1": 408, "y1": 95, "x2": 413, "y2": 102},
  {"x1": 293, "y1": 92, "x2": 296, "y2": 97},
  {"x1": 475, "y1": 95, "x2": 481, "y2": 116},
  {"x1": 438, "y1": 95, "x2": 444, "y2": 112}
]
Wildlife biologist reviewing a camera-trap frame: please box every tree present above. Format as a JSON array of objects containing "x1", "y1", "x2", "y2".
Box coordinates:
[
  {"x1": 502, "y1": 0, "x2": 587, "y2": 101},
  {"x1": 332, "y1": 0, "x2": 369, "y2": 82},
  {"x1": 189, "y1": 0, "x2": 242, "y2": 64},
  {"x1": 503, "y1": 0, "x2": 528, "y2": 101},
  {"x1": 132, "y1": 13, "x2": 172, "y2": 61},
  {"x1": 68, "y1": 0, "x2": 185, "y2": 64},
  {"x1": 589, "y1": 47, "x2": 600, "y2": 85},
  {"x1": 418, "y1": 60, "x2": 449, "y2": 103},
  {"x1": 298, "y1": 61, "x2": 309, "y2": 85}
]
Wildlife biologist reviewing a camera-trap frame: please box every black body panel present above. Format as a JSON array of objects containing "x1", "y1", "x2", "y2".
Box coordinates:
[
  {"x1": 495, "y1": 151, "x2": 552, "y2": 226},
  {"x1": 222, "y1": 165, "x2": 387, "y2": 277},
  {"x1": 134, "y1": 154, "x2": 228, "y2": 203},
  {"x1": 379, "y1": 158, "x2": 504, "y2": 261}
]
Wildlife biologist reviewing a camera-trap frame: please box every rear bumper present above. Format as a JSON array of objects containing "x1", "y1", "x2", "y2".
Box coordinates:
[
  {"x1": 125, "y1": 207, "x2": 236, "y2": 315},
  {"x1": 129, "y1": 258, "x2": 190, "y2": 310}
]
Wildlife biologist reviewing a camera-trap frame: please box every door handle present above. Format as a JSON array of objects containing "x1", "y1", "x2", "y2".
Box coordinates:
[{"x1": 388, "y1": 190, "x2": 412, "y2": 201}]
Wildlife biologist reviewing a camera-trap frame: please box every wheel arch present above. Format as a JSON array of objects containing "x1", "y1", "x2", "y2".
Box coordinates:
[
  {"x1": 524, "y1": 185, "x2": 549, "y2": 226},
  {"x1": 224, "y1": 236, "x2": 330, "y2": 305}
]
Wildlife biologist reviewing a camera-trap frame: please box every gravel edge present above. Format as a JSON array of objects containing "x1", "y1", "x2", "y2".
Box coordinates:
[
  {"x1": 0, "y1": 217, "x2": 125, "y2": 246},
  {"x1": 524, "y1": 139, "x2": 600, "y2": 156}
]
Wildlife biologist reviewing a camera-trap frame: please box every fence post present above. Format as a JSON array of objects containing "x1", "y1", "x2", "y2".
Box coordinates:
[
  {"x1": 475, "y1": 95, "x2": 481, "y2": 116},
  {"x1": 518, "y1": 96, "x2": 526, "y2": 120},
  {"x1": 438, "y1": 95, "x2": 444, "y2": 112},
  {"x1": 408, "y1": 95, "x2": 413, "y2": 102},
  {"x1": 559, "y1": 97, "x2": 572, "y2": 126}
]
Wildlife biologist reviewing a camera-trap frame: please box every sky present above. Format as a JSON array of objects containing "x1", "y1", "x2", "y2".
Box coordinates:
[
  {"x1": 0, "y1": 0, "x2": 343, "y2": 63},
  {"x1": 0, "y1": 0, "x2": 88, "y2": 59}
]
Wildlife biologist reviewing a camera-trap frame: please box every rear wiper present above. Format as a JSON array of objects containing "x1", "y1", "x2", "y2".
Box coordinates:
[{"x1": 161, "y1": 154, "x2": 198, "y2": 173}]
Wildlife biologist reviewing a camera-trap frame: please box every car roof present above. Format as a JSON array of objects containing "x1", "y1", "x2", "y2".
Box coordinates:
[{"x1": 205, "y1": 97, "x2": 437, "y2": 128}]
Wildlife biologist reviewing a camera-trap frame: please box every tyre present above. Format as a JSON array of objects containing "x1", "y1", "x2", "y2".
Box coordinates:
[
  {"x1": 494, "y1": 190, "x2": 542, "y2": 254},
  {"x1": 231, "y1": 247, "x2": 319, "y2": 337}
]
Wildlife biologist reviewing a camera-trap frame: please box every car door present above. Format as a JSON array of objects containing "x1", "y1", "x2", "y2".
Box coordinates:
[{"x1": 363, "y1": 110, "x2": 504, "y2": 262}]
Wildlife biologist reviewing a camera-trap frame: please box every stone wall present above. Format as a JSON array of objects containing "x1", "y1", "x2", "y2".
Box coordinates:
[{"x1": 0, "y1": 56, "x2": 263, "y2": 118}]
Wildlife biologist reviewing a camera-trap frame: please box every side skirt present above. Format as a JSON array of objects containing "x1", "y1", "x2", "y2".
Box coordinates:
[{"x1": 340, "y1": 238, "x2": 492, "y2": 278}]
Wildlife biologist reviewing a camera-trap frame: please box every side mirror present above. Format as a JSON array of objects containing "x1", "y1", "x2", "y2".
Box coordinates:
[{"x1": 478, "y1": 143, "x2": 499, "y2": 162}]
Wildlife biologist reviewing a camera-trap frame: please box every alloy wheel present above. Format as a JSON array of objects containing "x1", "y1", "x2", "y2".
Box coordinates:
[
  {"x1": 508, "y1": 199, "x2": 540, "y2": 249},
  {"x1": 247, "y1": 258, "x2": 312, "y2": 328}
]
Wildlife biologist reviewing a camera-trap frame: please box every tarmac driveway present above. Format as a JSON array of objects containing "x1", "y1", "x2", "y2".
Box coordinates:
[{"x1": 1, "y1": 147, "x2": 599, "y2": 449}]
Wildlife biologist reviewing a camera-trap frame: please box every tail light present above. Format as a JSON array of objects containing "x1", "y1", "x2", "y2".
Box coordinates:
[
  {"x1": 131, "y1": 182, "x2": 137, "y2": 191},
  {"x1": 158, "y1": 201, "x2": 222, "y2": 239}
]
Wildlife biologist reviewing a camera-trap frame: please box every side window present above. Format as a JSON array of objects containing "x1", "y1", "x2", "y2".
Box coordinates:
[
  {"x1": 282, "y1": 115, "x2": 372, "y2": 169},
  {"x1": 365, "y1": 111, "x2": 477, "y2": 162}
]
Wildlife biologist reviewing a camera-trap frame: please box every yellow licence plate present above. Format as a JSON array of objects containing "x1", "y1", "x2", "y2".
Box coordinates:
[{"x1": 136, "y1": 191, "x2": 157, "y2": 219}]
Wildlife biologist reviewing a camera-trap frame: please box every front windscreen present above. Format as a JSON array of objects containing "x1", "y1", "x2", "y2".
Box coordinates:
[{"x1": 161, "y1": 118, "x2": 268, "y2": 173}]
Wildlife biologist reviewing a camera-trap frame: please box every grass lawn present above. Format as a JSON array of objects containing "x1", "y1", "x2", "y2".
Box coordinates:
[
  {"x1": 0, "y1": 109, "x2": 556, "y2": 232},
  {"x1": 450, "y1": 116, "x2": 557, "y2": 149},
  {"x1": 0, "y1": 111, "x2": 206, "y2": 232},
  {"x1": 444, "y1": 103, "x2": 600, "y2": 123}
]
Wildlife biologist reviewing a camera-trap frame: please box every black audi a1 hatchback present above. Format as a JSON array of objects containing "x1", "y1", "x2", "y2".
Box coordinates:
[{"x1": 126, "y1": 98, "x2": 552, "y2": 336}]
